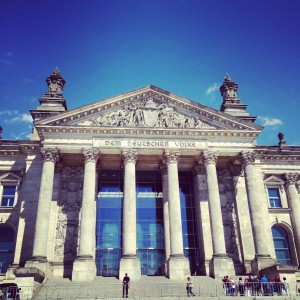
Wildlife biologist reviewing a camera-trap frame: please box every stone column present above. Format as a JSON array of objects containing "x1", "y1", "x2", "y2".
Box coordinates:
[
  {"x1": 285, "y1": 173, "x2": 300, "y2": 266},
  {"x1": 119, "y1": 149, "x2": 141, "y2": 281},
  {"x1": 160, "y1": 163, "x2": 170, "y2": 276},
  {"x1": 72, "y1": 148, "x2": 99, "y2": 282},
  {"x1": 26, "y1": 148, "x2": 59, "y2": 274},
  {"x1": 240, "y1": 151, "x2": 273, "y2": 272},
  {"x1": 229, "y1": 163, "x2": 255, "y2": 274},
  {"x1": 193, "y1": 164, "x2": 213, "y2": 276},
  {"x1": 164, "y1": 150, "x2": 189, "y2": 280},
  {"x1": 202, "y1": 150, "x2": 234, "y2": 277}
]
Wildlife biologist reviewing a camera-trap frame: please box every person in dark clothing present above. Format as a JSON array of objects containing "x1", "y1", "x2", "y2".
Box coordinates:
[{"x1": 122, "y1": 273, "x2": 130, "y2": 298}]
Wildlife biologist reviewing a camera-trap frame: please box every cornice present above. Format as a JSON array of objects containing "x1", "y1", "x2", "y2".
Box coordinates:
[
  {"x1": 255, "y1": 147, "x2": 300, "y2": 162},
  {"x1": 0, "y1": 141, "x2": 40, "y2": 156},
  {"x1": 35, "y1": 125, "x2": 260, "y2": 142}
]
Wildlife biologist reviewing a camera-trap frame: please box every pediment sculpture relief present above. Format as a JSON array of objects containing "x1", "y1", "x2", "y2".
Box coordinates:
[{"x1": 77, "y1": 97, "x2": 215, "y2": 129}]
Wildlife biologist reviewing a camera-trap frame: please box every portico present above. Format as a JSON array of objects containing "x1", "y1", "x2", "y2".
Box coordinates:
[{"x1": 3, "y1": 69, "x2": 298, "y2": 286}]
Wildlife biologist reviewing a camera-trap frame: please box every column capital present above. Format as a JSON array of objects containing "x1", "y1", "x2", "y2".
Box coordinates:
[
  {"x1": 82, "y1": 148, "x2": 100, "y2": 163},
  {"x1": 240, "y1": 151, "x2": 256, "y2": 166},
  {"x1": 285, "y1": 172, "x2": 298, "y2": 185},
  {"x1": 203, "y1": 150, "x2": 219, "y2": 166},
  {"x1": 122, "y1": 149, "x2": 138, "y2": 164},
  {"x1": 41, "y1": 147, "x2": 59, "y2": 163},
  {"x1": 164, "y1": 150, "x2": 181, "y2": 165}
]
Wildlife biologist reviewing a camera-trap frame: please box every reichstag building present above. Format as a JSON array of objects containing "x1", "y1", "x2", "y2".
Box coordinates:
[{"x1": 0, "y1": 69, "x2": 299, "y2": 285}]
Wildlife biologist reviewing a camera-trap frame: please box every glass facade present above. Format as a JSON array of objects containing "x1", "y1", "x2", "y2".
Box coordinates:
[
  {"x1": 136, "y1": 171, "x2": 165, "y2": 275},
  {"x1": 95, "y1": 170, "x2": 199, "y2": 276},
  {"x1": 96, "y1": 171, "x2": 123, "y2": 276},
  {"x1": 179, "y1": 172, "x2": 200, "y2": 275}
]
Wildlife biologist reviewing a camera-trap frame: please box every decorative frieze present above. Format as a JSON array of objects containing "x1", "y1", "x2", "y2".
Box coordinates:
[
  {"x1": 76, "y1": 97, "x2": 215, "y2": 129},
  {"x1": 55, "y1": 167, "x2": 84, "y2": 261}
]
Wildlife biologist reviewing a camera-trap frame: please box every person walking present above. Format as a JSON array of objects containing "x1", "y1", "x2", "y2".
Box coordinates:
[
  {"x1": 186, "y1": 277, "x2": 195, "y2": 297},
  {"x1": 122, "y1": 273, "x2": 130, "y2": 298}
]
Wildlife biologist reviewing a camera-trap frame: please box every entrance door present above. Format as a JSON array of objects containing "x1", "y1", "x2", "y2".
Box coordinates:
[
  {"x1": 138, "y1": 249, "x2": 165, "y2": 276},
  {"x1": 96, "y1": 249, "x2": 121, "y2": 276}
]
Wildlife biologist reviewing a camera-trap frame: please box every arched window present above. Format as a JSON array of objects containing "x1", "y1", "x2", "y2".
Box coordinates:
[
  {"x1": 0, "y1": 226, "x2": 15, "y2": 273},
  {"x1": 271, "y1": 226, "x2": 291, "y2": 265}
]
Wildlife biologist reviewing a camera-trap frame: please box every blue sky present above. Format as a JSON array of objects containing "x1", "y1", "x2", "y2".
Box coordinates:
[{"x1": 0, "y1": 0, "x2": 299, "y2": 145}]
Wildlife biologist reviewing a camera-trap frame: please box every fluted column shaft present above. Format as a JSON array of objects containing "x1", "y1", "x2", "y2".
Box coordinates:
[
  {"x1": 203, "y1": 151, "x2": 227, "y2": 256},
  {"x1": 285, "y1": 173, "x2": 300, "y2": 264},
  {"x1": 77, "y1": 148, "x2": 99, "y2": 257},
  {"x1": 160, "y1": 164, "x2": 170, "y2": 261},
  {"x1": 122, "y1": 149, "x2": 138, "y2": 256},
  {"x1": 164, "y1": 150, "x2": 184, "y2": 257},
  {"x1": 241, "y1": 151, "x2": 269, "y2": 256},
  {"x1": 32, "y1": 148, "x2": 59, "y2": 260}
]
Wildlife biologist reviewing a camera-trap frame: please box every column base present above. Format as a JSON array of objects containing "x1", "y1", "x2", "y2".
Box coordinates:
[
  {"x1": 119, "y1": 255, "x2": 141, "y2": 282},
  {"x1": 210, "y1": 254, "x2": 234, "y2": 278},
  {"x1": 167, "y1": 254, "x2": 190, "y2": 280},
  {"x1": 72, "y1": 256, "x2": 96, "y2": 282},
  {"x1": 251, "y1": 254, "x2": 276, "y2": 275},
  {"x1": 25, "y1": 256, "x2": 49, "y2": 275}
]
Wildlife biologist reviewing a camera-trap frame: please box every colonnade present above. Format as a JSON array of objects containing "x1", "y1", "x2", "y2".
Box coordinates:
[{"x1": 26, "y1": 147, "x2": 300, "y2": 280}]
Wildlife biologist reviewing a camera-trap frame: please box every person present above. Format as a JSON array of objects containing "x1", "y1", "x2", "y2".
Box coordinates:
[
  {"x1": 122, "y1": 273, "x2": 130, "y2": 298},
  {"x1": 273, "y1": 275, "x2": 282, "y2": 295},
  {"x1": 186, "y1": 277, "x2": 195, "y2": 297},
  {"x1": 260, "y1": 274, "x2": 269, "y2": 296},
  {"x1": 282, "y1": 277, "x2": 289, "y2": 296},
  {"x1": 238, "y1": 277, "x2": 245, "y2": 296}
]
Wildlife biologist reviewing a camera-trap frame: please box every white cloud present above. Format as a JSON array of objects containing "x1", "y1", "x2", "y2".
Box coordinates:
[
  {"x1": 0, "y1": 110, "x2": 18, "y2": 116},
  {"x1": 257, "y1": 116, "x2": 283, "y2": 126},
  {"x1": 205, "y1": 83, "x2": 220, "y2": 96},
  {"x1": 3, "y1": 112, "x2": 32, "y2": 124}
]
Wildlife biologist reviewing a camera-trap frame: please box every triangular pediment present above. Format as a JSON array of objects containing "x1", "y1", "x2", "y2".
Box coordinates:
[
  {"x1": 0, "y1": 172, "x2": 22, "y2": 183},
  {"x1": 264, "y1": 175, "x2": 285, "y2": 185},
  {"x1": 36, "y1": 85, "x2": 261, "y2": 131}
]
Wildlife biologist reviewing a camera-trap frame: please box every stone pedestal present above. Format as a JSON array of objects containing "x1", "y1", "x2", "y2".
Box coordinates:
[
  {"x1": 251, "y1": 255, "x2": 276, "y2": 276},
  {"x1": 25, "y1": 257, "x2": 49, "y2": 276},
  {"x1": 119, "y1": 256, "x2": 141, "y2": 281},
  {"x1": 72, "y1": 257, "x2": 96, "y2": 282},
  {"x1": 211, "y1": 255, "x2": 235, "y2": 278},
  {"x1": 167, "y1": 255, "x2": 190, "y2": 280}
]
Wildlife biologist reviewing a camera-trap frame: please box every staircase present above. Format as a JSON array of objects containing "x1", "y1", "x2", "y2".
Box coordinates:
[{"x1": 32, "y1": 276, "x2": 220, "y2": 299}]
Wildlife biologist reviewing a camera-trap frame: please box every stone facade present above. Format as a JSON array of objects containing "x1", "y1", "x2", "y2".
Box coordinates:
[{"x1": 0, "y1": 69, "x2": 299, "y2": 285}]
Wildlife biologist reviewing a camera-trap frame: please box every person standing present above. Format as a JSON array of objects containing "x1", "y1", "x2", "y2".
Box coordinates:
[
  {"x1": 282, "y1": 277, "x2": 289, "y2": 296},
  {"x1": 186, "y1": 277, "x2": 195, "y2": 297},
  {"x1": 122, "y1": 273, "x2": 130, "y2": 298}
]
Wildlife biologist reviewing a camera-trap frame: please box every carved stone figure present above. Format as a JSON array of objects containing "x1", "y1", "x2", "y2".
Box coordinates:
[
  {"x1": 77, "y1": 96, "x2": 215, "y2": 129},
  {"x1": 55, "y1": 167, "x2": 84, "y2": 261}
]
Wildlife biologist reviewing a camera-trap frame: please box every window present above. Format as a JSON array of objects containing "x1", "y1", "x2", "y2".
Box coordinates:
[
  {"x1": 268, "y1": 187, "x2": 282, "y2": 208},
  {"x1": 1, "y1": 186, "x2": 16, "y2": 207},
  {"x1": 272, "y1": 226, "x2": 292, "y2": 265},
  {"x1": 0, "y1": 226, "x2": 15, "y2": 273}
]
